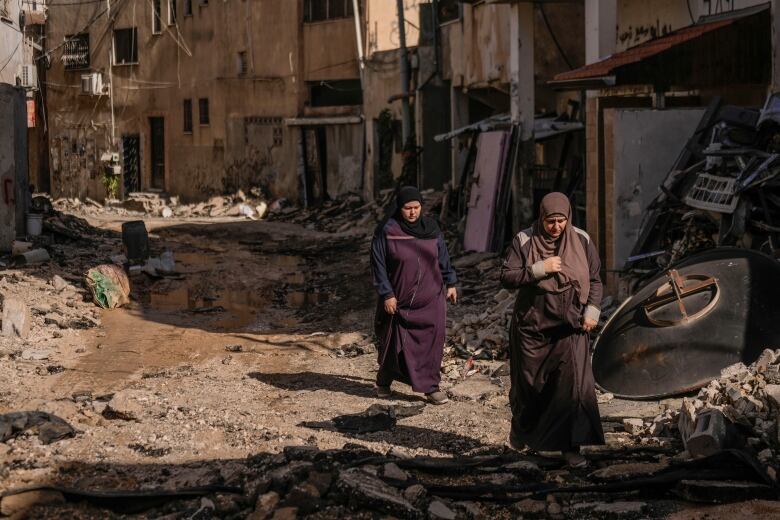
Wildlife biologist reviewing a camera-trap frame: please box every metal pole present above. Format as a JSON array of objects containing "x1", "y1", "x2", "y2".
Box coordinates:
[
  {"x1": 352, "y1": 0, "x2": 365, "y2": 87},
  {"x1": 395, "y1": 0, "x2": 412, "y2": 146},
  {"x1": 107, "y1": 0, "x2": 116, "y2": 143}
]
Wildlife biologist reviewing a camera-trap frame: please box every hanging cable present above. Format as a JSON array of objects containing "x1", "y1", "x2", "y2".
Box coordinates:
[
  {"x1": 686, "y1": 0, "x2": 696, "y2": 24},
  {"x1": 538, "y1": 3, "x2": 573, "y2": 71}
]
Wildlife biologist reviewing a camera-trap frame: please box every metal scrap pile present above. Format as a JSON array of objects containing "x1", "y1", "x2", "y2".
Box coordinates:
[{"x1": 629, "y1": 94, "x2": 780, "y2": 277}]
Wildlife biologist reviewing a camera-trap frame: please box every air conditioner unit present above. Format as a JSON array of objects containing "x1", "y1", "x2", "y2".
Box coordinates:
[
  {"x1": 80, "y1": 72, "x2": 104, "y2": 95},
  {"x1": 18, "y1": 64, "x2": 38, "y2": 89}
]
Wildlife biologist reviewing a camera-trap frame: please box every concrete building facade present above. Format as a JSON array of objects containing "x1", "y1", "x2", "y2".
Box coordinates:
[{"x1": 44, "y1": 0, "x2": 362, "y2": 203}]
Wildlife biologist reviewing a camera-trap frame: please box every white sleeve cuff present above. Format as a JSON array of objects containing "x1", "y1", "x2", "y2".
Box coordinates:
[
  {"x1": 584, "y1": 304, "x2": 601, "y2": 323},
  {"x1": 531, "y1": 260, "x2": 547, "y2": 280}
]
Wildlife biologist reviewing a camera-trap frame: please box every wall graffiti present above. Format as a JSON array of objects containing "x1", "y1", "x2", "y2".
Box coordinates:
[{"x1": 618, "y1": 20, "x2": 673, "y2": 46}]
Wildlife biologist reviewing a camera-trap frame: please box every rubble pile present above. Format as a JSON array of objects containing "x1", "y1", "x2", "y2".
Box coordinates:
[
  {"x1": 268, "y1": 190, "x2": 447, "y2": 235},
  {"x1": 618, "y1": 349, "x2": 780, "y2": 479},
  {"x1": 51, "y1": 188, "x2": 270, "y2": 220}
]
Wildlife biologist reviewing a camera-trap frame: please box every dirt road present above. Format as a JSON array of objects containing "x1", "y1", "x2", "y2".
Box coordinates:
[{"x1": 2, "y1": 215, "x2": 776, "y2": 519}]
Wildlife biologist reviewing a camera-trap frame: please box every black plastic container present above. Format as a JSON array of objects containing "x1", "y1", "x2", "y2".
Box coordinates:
[{"x1": 122, "y1": 220, "x2": 149, "y2": 261}]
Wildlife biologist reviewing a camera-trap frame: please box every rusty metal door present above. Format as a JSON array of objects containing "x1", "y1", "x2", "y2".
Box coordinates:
[{"x1": 463, "y1": 131, "x2": 510, "y2": 252}]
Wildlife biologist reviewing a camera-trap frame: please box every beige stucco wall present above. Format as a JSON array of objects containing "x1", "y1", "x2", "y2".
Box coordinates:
[
  {"x1": 304, "y1": 18, "x2": 360, "y2": 81},
  {"x1": 616, "y1": 0, "x2": 770, "y2": 52},
  {"x1": 365, "y1": 0, "x2": 420, "y2": 57}
]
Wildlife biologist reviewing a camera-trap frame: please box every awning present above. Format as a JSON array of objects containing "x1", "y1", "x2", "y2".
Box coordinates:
[
  {"x1": 284, "y1": 116, "x2": 363, "y2": 127},
  {"x1": 549, "y1": 3, "x2": 770, "y2": 90}
]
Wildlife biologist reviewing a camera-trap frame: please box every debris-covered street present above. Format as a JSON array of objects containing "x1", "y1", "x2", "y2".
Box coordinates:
[
  {"x1": 0, "y1": 197, "x2": 777, "y2": 518},
  {"x1": 4, "y1": 0, "x2": 780, "y2": 518}
]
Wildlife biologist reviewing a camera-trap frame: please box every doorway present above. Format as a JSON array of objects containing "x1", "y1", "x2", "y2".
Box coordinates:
[{"x1": 149, "y1": 117, "x2": 165, "y2": 190}]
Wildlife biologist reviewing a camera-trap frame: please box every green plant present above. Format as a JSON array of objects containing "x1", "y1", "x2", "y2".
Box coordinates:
[{"x1": 102, "y1": 172, "x2": 120, "y2": 199}]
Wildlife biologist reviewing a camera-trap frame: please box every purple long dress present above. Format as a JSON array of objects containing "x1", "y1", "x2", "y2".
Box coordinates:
[{"x1": 371, "y1": 218, "x2": 457, "y2": 394}]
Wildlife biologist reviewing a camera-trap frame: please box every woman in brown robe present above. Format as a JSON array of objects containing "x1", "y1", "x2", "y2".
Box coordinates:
[{"x1": 500, "y1": 192, "x2": 604, "y2": 468}]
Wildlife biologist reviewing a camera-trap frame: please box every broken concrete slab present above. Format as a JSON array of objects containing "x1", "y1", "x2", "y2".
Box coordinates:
[
  {"x1": 428, "y1": 500, "x2": 457, "y2": 520},
  {"x1": 622, "y1": 418, "x2": 645, "y2": 435},
  {"x1": 2, "y1": 297, "x2": 31, "y2": 339},
  {"x1": 589, "y1": 461, "x2": 670, "y2": 481},
  {"x1": 336, "y1": 468, "x2": 421, "y2": 518},
  {"x1": 686, "y1": 409, "x2": 728, "y2": 458},
  {"x1": 103, "y1": 390, "x2": 148, "y2": 421},
  {"x1": 382, "y1": 462, "x2": 408, "y2": 481},
  {"x1": 446, "y1": 375, "x2": 500, "y2": 401}
]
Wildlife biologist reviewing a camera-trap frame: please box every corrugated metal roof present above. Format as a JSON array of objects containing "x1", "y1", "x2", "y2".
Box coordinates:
[{"x1": 552, "y1": 4, "x2": 768, "y2": 84}]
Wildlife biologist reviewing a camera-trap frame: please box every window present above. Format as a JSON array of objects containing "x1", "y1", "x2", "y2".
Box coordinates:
[
  {"x1": 63, "y1": 33, "x2": 90, "y2": 70},
  {"x1": 183, "y1": 99, "x2": 193, "y2": 133},
  {"x1": 168, "y1": 0, "x2": 177, "y2": 25},
  {"x1": 237, "y1": 51, "x2": 248, "y2": 76},
  {"x1": 198, "y1": 98, "x2": 209, "y2": 126},
  {"x1": 113, "y1": 28, "x2": 138, "y2": 65},
  {"x1": 153, "y1": 0, "x2": 162, "y2": 34},
  {"x1": 304, "y1": 0, "x2": 355, "y2": 23},
  {"x1": 184, "y1": 0, "x2": 192, "y2": 16},
  {"x1": 309, "y1": 79, "x2": 362, "y2": 107}
]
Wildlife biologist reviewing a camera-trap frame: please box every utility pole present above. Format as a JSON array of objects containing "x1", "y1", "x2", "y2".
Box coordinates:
[
  {"x1": 509, "y1": 0, "x2": 534, "y2": 233},
  {"x1": 395, "y1": 0, "x2": 417, "y2": 186},
  {"x1": 352, "y1": 0, "x2": 365, "y2": 87},
  {"x1": 107, "y1": 0, "x2": 116, "y2": 144}
]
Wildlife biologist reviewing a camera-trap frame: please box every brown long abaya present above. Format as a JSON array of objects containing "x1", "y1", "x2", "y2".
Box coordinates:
[{"x1": 500, "y1": 194, "x2": 605, "y2": 452}]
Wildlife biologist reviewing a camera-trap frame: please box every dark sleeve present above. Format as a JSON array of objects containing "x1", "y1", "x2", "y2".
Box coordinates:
[
  {"x1": 370, "y1": 232, "x2": 395, "y2": 300},
  {"x1": 499, "y1": 234, "x2": 547, "y2": 289},
  {"x1": 437, "y1": 234, "x2": 458, "y2": 287},
  {"x1": 585, "y1": 238, "x2": 603, "y2": 310}
]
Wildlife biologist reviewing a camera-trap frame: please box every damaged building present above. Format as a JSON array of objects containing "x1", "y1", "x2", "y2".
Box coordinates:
[{"x1": 40, "y1": 0, "x2": 585, "y2": 207}]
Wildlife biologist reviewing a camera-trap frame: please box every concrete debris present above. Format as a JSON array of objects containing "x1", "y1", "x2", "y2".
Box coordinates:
[
  {"x1": 1, "y1": 297, "x2": 31, "y2": 339},
  {"x1": 669, "y1": 349, "x2": 780, "y2": 466},
  {"x1": 53, "y1": 189, "x2": 270, "y2": 220}
]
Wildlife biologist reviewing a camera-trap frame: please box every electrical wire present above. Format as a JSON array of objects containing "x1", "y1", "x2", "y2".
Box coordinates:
[
  {"x1": 0, "y1": 39, "x2": 22, "y2": 75},
  {"x1": 538, "y1": 2, "x2": 573, "y2": 71},
  {"x1": 686, "y1": 0, "x2": 696, "y2": 24}
]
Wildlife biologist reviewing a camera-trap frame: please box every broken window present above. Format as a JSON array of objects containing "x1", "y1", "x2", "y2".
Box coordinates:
[
  {"x1": 304, "y1": 0, "x2": 356, "y2": 23},
  {"x1": 199, "y1": 98, "x2": 209, "y2": 126},
  {"x1": 238, "y1": 51, "x2": 248, "y2": 76},
  {"x1": 308, "y1": 79, "x2": 362, "y2": 107},
  {"x1": 168, "y1": 0, "x2": 177, "y2": 25},
  {"x1": 153, "y1": 0, "x2": 162, "y2": 34},
  {"x1": 184, "y1": 0, "x2": 192, "y2": 16},
  {"x1": 113, "y1": 28, "x2": 138, "y2": 65},
  {"x1": 183, "y1": 99, "x2": 192, "y2": 133},
  {"x1": 63, "y1": 33, "x2": 90, "y2": 71}
]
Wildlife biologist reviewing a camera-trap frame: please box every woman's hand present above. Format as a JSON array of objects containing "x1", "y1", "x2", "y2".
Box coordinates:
[
  {"x1": 544, "y1": 256, "x2": 562, "y2": 274},
  {"x1": 582, "y1": 317, "x2": 597, "y2": 332},
  {"x1": 447, "y1": 287, "x2": 458, "y2": 304},
  {"x1": 384, "y1": 297, "x2": 398, "y2": 315}
]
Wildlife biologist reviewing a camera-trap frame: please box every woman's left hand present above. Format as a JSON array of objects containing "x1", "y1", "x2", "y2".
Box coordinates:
[
  {"x1": 582, "y1": 318, "x2": 597, "y2": 332},
  {"x1": 447, "y1": 287, "x2": 458, "y2": 304}
]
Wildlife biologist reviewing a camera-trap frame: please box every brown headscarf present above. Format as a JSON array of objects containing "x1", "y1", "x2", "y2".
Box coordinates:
[{"x1": 528, "y1": 192, "x2": 590, "y2": 305}]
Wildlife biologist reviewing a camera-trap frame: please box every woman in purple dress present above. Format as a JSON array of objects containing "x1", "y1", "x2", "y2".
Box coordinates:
[
  {"x1": 500, "y1": 192, "x2": 604, "y2": 468},
  {"x1": 371, "y1": 187, "x2": 458, "y2": 405}
]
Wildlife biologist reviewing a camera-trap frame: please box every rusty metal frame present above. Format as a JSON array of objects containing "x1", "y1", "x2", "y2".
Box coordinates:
[{"x1": 641, "y1": 270, "x2": 720, "y2": 327}]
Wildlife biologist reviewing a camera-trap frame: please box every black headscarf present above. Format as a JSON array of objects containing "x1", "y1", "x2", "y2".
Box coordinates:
[{"x1": 374, "y1": 186, "x2": 441, "y2": 240}]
